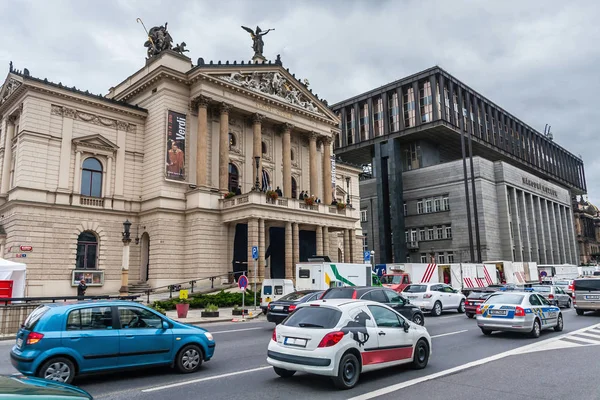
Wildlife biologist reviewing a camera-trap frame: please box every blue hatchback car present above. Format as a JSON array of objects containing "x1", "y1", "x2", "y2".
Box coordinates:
[{"x1": 10, "y1": 301, "x2": 215, "y2": 384}]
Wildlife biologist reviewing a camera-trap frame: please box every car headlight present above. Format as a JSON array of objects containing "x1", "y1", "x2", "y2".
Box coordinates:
[{"x1": 204, "y1": 332, "x2": 214, "y2": 341}]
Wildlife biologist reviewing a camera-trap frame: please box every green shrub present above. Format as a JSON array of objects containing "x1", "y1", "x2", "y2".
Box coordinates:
[
  {"x1": 205, "y1": 303, "x2": 218, "y2": 312},
  {"x1": 152, "y1": 289, "x2": 255, "y2": 311}
]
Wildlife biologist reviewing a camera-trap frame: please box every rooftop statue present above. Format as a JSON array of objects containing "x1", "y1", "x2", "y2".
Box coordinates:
[
  {"x1": 138, "y1": 19, "x2": 175, "y2": 58},
  {"x1": 241, "y1": 26, "x2": 274, "y2": 58}
]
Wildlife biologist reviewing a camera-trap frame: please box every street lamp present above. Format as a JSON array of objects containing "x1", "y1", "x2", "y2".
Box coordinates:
[
  {"x1": 370, "y1": 250, "x2": 375, "y2": 272},
  {"x1": 345, "y1": 176, "x2": 350, "y2": 204},
  {"x1": 120, "y1": 219, "x2": 133, "y2": 296},
  {"x1": 254, "y1": 156, "x2": 260, "y2": 191}
]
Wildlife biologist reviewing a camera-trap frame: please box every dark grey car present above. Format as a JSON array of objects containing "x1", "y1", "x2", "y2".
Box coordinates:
[{"x1": 531, "y1": 285, "x2": 572, "y2": 308}]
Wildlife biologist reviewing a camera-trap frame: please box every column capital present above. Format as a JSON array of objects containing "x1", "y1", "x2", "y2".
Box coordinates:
[
  {"x1": 7, "y1": 115, "x2": 17, "y2": 125},
  {"x1": 192, "y1": 94, "x2": 212, "y2": 109},
  {"x1": 309, "y1": 132, "x2": 319, "y2": 142},
  {"x1": 321, "y1": 136, "x2": 333, "y2": 146},
  {"x1": 219, "y1": 102, "x2": 232, "y2": 115},
  {"x1": 252, "y1": 113, "x2": 265, "y2": 124},
  {"x1": 280, "y1": 122, "x2": 294, "y2": 134}
]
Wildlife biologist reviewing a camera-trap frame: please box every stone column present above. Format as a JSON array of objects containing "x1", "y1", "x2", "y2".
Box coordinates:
[
  {"x1": 247, "y1": 218, "x2": 259, "y2": 283},
  {"x1": 292, "y1": 223, "x2": 300, "y2": 274},
  {"x1": 195, "y1": 95, "x2": 210, "y2": 186},
  {"x1": 323, "y1": 226, "x2": 330, "y2": 258},
  {"x1": 258, "y1": 218, "x2": 265, "y2": 281},
  {"x1": 285, "y1": 222, "x2": 293, "y2": 279},
  {"x1": 343, "y1": 230, "x2": 350, "y2": 262},
  {"x1": 349, "y1": 229, "x2": 356, "y2": 263},
  {"x1": 316, "y1": 226, "x2": 323, "y2": 256},
  {"x1": 322, "y1": 137, "x2": 333, "y2": 205},
  {"x1": 219, "y1": 103, "x2": 231, "y2": 193},
  {"x1": 281, "y1": 123, "x2": 293, "y2": 197},
  {"x1": 73, "y1": 150, "x2": 82, "y2": 194},
  {"x1": 253, "y1": 114, "x2": 265, "y2": 189},
  {"x1": 119, "y1": 236, "x2": 132, "y2": 296},
  {"x1": 0, "y1": 119, "x2": 15, "y2": 195},
  {"x1": 105, "y1": 156, "x2": 113, "y2": 197},
  {"x1": 309, "y1": 132, "x2": 319, "y2": 198}
]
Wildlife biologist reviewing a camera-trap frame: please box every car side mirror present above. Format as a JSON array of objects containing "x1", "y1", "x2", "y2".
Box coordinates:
[
  {"x1": 403, "y1": 323, "x2": 410, "y2": 333},
  {"x1": 162, "y1": 320, "x2": 170, "y2": 330}
]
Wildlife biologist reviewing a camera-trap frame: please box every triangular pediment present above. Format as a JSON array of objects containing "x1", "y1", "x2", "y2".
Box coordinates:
[
  {"x1": 72, "y1": 134, "x2": 119, "y2": 152},
  {"x1": 206, "y1": 66, "x2": 338, "y2": 122},
  {"x1": 0, "y1": 73, "x2": 24, "y2": 107}
]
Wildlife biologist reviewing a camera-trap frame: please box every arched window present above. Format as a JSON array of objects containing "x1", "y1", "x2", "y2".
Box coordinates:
[
  {"x1": 291, "y1": 177, "x2": 297, "y2": 199},
  {"x1": 262, "y1": 141, "x2": 267, "y2": 155},
  {"x1": 228, "y1": 163, "x2": 239, "y2": 193},
  {"x1": 76, "y1": 231, "x2": 98, "y2": 269},
  {"x1": 81, "y1": 158, "x2": 103, "y2": 198},
  {"x1": 229, "y1": 133, "x2": 236, "y2": 150}
]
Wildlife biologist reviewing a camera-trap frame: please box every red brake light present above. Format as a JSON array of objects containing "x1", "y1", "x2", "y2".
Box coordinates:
[
  {"x1": 317, "y1": 331, "x2": 345, "y2": 348},
  {"x1": 476, "y1": 305, "x2": 482, "y2": 315},
  {"x1": 272, "y1": 328, "x2": 276, "y2": 342},
  {"x1": 423, "y1": 294, "x2": 433, "y2": 299},
  {"x1": 288, "y1": 304, "x2": 296, "y2": 312},
  {"x1": 26, "y1": 332, "x2": 44, "y2": 345},
  {"x1": 515, "y1": 306, "x2": 525, "y2": 317},
  {"x1": 351, "y1": 290, "x2": 357, "y2": 299},
  {"x1": 548, "y1": 294, "x2": 554, "y2": 300}
]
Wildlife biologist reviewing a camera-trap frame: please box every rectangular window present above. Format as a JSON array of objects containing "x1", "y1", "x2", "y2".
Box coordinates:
[
  {"x1": 360, "y1": 210, "x2": 368, "y2": 223},
  {"x1": 411, "y1": 229, "x2": 417, "y2": 243},
  {"x1": 403, "y1": 87, "x2": 416, "y2": 127},
  {"x1": 420, "y1": 81, "x2": 433, "y2": 123},
  {"x1": 405, "y1": 230, "x2": 409, "y2": 244},
  {"x1": 403, "y1": 142, "x2": 421, "y2": 171},
  {"x1": 419, "y1": 229, "x2": 425, "y2": 241},
  {"x1": 445, "y1": 226, "x2": 452, "y2": 239},
  {"x1": 374, "y1": 97, "x2": 384, "y2": 137},
  {"x1": 420, "y1": 253, "x2": 427, "y2": 263},
  {"x1": 406, "y1": 255, "x2": 411, "y2": 263},
  {"x1": 425, "y1": 199, "x2": 432, "y2": 213},
  {"x1": 388, "y1": 93, "x2": 400, "y2": 132},
  {"x1": 346, "y1": 108, "x2": 355, "y2": 145},
  {"x1": 437, "y1": 226, "x2": 443, "y2": 239},
  {"x1": 363, "y1": 234, "x2": 368, "y2": 252},
  {"x1": 443, "y1": 197, "x2": 450, "y2": 211},
  {"x1": 417, "y1": 201, "x2": 423, "y2": 214},
  {"x1": 447, "y1": 252, "x2": 454, "y2": 263},
  {"x1": 438, "y1": 254, "x2": 446, "y2": 264},
  {"x1": 360, "y1": 103, "x2": 369, "y2": 141},
  {"x1": 427, "y1": 227, "x2": 434, "y2": 241},
  {"x1": 434, "y1": 199, "x2": 441, "y2": 212},
  {"x1": 403, "y1": 202, "x2": 407, "y2": 216}
]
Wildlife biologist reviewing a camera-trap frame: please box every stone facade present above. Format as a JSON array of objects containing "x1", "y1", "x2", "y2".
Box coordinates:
[
  {"x1": 572, "y1": 198, "x2": 600, "y2": 265},
  {"x1": 0, "y1": 51, "x2": 362, "y2": 296}
]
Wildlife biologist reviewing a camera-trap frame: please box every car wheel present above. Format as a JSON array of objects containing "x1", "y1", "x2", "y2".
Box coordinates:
[
  {"x1": 176, "y1": 344, "x2": 203, "y2": 373},
  {"x1": 554, "y1": 314, "x2": 564, "y2": 332},
  {"x1": 457, "y1": 300, "x2": 465, "y2": 314},
  {"x1": 529, "y1": 319, "x2": 541, "y2": 338},
  {"x1": 38, "y1": 357, "x2": 76, "y2": 384},
  {"x1": 332, "y1": 352, "x2": 360, "y2": 390},
  {"x1": 566, "y1": 299, "x2": 572, "y2": 309},
  {"x1": 273, "y1": 367, "x2": 296, "y2": 378},
  {"x1": 411, "y1": 339, "x2": 429, "y2": 369},
  {"x1": 466, "y1": 313, "x2": 475, "y2": 319},
  {"x1": 576, "y1": 309, "x2": 584, "y2": 316},
  {"x1": 481, "y1": 328, "x2": 492, "y2": 336},
  {"x1": 431, "y1": 301, "x2": 442, "y2": 317},
  {"x1": 412, "y1": 313, "x2": 424, "y2": 326}
]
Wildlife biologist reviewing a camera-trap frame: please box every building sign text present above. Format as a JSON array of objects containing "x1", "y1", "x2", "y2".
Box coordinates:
[{"x1": 522, "y1": 177, "x2": 558, "y2": 198}]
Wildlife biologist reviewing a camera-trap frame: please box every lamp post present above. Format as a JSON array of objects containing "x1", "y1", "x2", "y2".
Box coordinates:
[
  {"x1": 370, "y1": 250, "x2": 375, "y2": 272},
  {"x1": 345, "y1": 176, "x2": 350, "y2": 205},
  {"x1": 119, "y1": 219, "x2": 132, "y2": 296},
  {"x1": 254, "y1": 156, "x2": 260, "y2": 191}
]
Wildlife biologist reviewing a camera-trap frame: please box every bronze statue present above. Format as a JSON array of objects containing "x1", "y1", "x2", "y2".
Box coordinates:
[
  {"x1": 173, "y1": 42, "x2": 189, "y2": 54},
  {"x1": 138, "y1": 19, "x2": 173, "y2": 58},
  {"x1": 241, "y1": 26, "x2": 274, "y2": 57}
]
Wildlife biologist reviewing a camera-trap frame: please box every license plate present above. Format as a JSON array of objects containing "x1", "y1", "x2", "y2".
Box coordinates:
[
  {"x1": 585, "y1": 295, "x2": 600, "y2": 300},
  {"x1": 16, "y1": 338, "x2": 22, "y2": 348},
  {"x1": 547, "y1": 311, "x2": 558, "y2": 317},
  {"x1": 489, "y1": 309, "x2": 507, "y2": 316},
  {"x1": 407, "y1": 296, "x2": 417, "y2": 299},
  {"x1": 284, "y1": 337, "x2": 307, "y2": 347},
  {"x1": 273, "y1": 306, "x2": 283, "y2": 311}
]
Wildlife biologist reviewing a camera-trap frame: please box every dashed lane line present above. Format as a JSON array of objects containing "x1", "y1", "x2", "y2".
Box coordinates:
[{"x1": 430, "y1": 330, "x2": 468, "y2": 338}]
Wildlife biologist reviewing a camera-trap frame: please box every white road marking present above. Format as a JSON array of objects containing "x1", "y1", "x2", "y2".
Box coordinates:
[
  {"x1": 142, "y1": 366, "x2": 272, "y2": 392},
  {"x1": 431, "y1": 330, "x2": 468, "y2": 338},
  {"x1": 565, "y1": 334, "x2": 600, "y2": 344},
  {"x1": 210, "y1": 327, "x2": 265, "y2": 334},
  {"x1": 573, "y1": 331, "x2": 600, "y2": 340},
  {"x1": 347, "y1": 322, "x2": 600, "y2": 400}
]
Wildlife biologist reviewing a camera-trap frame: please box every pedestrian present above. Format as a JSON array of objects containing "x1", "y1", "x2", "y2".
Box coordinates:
[
  {"x1": 235, "y1": 186, "x2": 242, "y2": 195},
  {"x1": 299, "y1": 190, "x2": 304, "y2": 200},
  {"x1": 77, "y1": 279, "x2": 87, "y2": 299},
  {"x1": 276, "y1": 186, "x2": 283, "y2": 197}
]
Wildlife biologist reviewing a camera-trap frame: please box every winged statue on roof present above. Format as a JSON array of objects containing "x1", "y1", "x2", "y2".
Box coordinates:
[{"x1": 241, "y1": 26, "x2": 274, "y2": 57}]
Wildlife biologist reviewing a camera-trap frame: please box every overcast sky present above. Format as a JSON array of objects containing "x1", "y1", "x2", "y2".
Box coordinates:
[{"x1": 1, "y1": 0, "x2": 599, "y2": 200}]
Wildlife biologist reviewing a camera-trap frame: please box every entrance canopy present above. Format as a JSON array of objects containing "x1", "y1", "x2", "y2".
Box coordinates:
[{"x1": 0, "y1": 258, "x2": 26, "y2": 298}]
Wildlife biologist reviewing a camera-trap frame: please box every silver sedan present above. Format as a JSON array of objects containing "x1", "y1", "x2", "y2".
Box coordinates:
[
  {"x1": 476, "y1": 291, "x2": 563, "y2": 338},
  {"x1": 530, "y1": 285, "x2": 572, "y2": 308}
]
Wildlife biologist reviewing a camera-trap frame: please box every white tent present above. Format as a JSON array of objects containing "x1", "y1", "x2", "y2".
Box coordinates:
[{"x1": 0, "y1": 258, "x2": 26, "y2": 298}]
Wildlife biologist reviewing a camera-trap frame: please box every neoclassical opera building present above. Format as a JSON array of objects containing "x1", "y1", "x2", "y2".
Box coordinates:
[{"x1": 0, "y1": 28, "x2": 362, "y2": 296}]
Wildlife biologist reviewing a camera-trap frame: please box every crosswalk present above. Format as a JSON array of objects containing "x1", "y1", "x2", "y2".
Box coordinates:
[{"x1": 522, "y1": 325, "x2": 600, "y2": 354}]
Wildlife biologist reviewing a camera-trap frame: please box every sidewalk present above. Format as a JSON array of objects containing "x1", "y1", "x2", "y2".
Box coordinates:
[{"x1": 166, "y1": 306, "x2": 265, "y2": 325}]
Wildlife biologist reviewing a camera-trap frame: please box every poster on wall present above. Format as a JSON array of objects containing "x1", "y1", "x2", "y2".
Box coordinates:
[
  {"x1": 165, "y1": 110, "x2": 187, "y2": 181},
  {"x1": 330, "y1": 155, "x2": 336, "y2": 202}
]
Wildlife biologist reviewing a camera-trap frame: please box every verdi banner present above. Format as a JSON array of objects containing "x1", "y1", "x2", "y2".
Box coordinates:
[{"x1": 165, "y1": 110, "x2": 186, "y2": 180}]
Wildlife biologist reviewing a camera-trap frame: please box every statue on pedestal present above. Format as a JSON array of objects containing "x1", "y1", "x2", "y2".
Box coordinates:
[{"x1": 241, "y1": 26, "x2": 274, "y2": 59}]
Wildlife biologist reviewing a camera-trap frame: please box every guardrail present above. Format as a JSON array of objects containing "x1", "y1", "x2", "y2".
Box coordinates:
[{"x1": 141, "y1": 272, "x2": 242, "y2": 303}]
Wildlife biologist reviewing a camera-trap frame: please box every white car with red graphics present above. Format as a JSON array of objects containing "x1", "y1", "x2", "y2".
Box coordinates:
[
  {"x1": 266, "y1": 299, "x2": 431, "y2": 389},
  {"x1": 403, "y1": 283, "x2": 467, "y2": 316}
]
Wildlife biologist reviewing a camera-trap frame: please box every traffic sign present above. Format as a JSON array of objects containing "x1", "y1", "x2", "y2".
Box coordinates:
[
  {"x1": 364, "y1": 251, "x2": 371, "y2": 262},
  {"x1": 252, "y1": 246, "x2": 258, "y2": 260},
  {"x1": 540, "y1": 271, "x2": 547, "y2": 277},
  {"x1": 238, "y1": 275, "x2": 249, "y2": 290}
]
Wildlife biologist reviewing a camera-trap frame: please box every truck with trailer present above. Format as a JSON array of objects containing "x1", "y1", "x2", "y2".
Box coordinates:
[
  {"x1": 537, "y1": 264, "x2": 579, "y2": 282},
  {"x1": 295, "y1": 262, "x2": 380, "y2": 291}
]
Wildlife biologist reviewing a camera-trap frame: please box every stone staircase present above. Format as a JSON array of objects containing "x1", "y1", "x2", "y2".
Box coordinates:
[{"x1": 128, "y1": 281, "x2": 152, "y2": 294}]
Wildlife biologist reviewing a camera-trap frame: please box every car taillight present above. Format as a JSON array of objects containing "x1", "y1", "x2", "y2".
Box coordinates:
[
  {"x1": 548, "y1": 294, "x2": 554, "y2": 300},
  {"x1": 272, "y1": 328, "x2": 276, "y2": 342},
  {"x1": 423, "y1": 294, "x2": 433, "y2": 299},
  {"x1": 260, "y1": 298, "x2": 263, "y2": 303},
  {"x1": 317, "y1": 331, "x2": 345, "y2": 348},
  {"x1": 476, "y1": 305, "x2": 482, "y2": 314},
  {"x1": 26, "y1": 332, "x2": 44, "y2": 345},
  {"x1": 515, "y1": 306, "x2": 525, "y2": 317},
  {"x1": 288, "y1": 304, "x2": 296, "y2": 312}
]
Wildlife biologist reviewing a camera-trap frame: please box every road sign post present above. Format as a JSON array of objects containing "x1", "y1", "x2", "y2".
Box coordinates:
[
  {"x1": 252, "y1": 246, "x2": 258, "y2": 311},
  {"x1": 238, "y1": 274, "x2": 249, "y2": 321}
]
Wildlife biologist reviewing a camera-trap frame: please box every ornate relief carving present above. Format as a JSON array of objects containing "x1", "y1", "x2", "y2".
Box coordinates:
[
  {"x1": 219, "y1": 102, "x2": 231, "y2": 115},
  {"x1": 262, "y1": 136, "x2": 273, "y2": 162},
  {"x1": 217, "y1": 71, "x2": 322, "y2": 115},
  {"x1": 291, "y1": 142, "x2": 300, "y2": 168},
  {"x1": 229, "y1": 129, "x2": 244, "y2": 156},
  {"x1": 252, "y1": 113, "x2": 265, "y2": 124},
  {"x1": 280, "y1": 122, "x2": 294, "y2": 133},
  {"x1": 51, "y1": 105, "x2": 63, "y2": 116},
  {"x1": 116, "y1": 121, "x2": 129, "y2": 131},
  {"x1": 50, "y1": 104, "x2": 137, "y2": 133},
  {"x1": 0, "y1": 78, "x2": 22, "y2": 105},
  {"x1": 192, "y1": 94, "x2": 211, "y2": 109},
  {"x1": 63, "y1": 107, "x2": 76, "y2": 119}
]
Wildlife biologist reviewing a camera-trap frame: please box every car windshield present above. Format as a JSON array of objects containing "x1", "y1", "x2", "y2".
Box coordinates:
[
  {"x1": 531, "y1": 286, "x2": 551, "y2": 293},
  {"x1": 468, "y1": 291, "x2": 491, "y2": 299},
  {"x1": 574, "y1": 279, "x2": 600, "y2": 291},
  {"x1": 321, "y1": 288, "x2": 354, "y2": 299},
  {"x1": 404, "y1": 285, "x2": 427, "y2": 293},
  {"x1": 283, "y1": 306, "x2": 341, "y2": 329},
  {"x1": 23, "y1": 306, "x2": 50, "y2": 331},
  {"x1": 554, "y1": 281, "x2": 570, "y2": 286},
  {"x1": 485, "y1": 294, "x2": 524, "y2": 305},
  {"x1": 280, "y1": 292, "x2": 312, "y2": 301},
  {"x1": 381, "y1": 275, "x2": 402, "y2": 284}
]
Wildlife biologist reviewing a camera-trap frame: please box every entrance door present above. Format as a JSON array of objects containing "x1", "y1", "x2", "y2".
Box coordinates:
[
  {"x1": 269, "y1": 227, "x2": 285, "y2": 279},
  {"x1": 140, "y1": 233, "x2": 150, "y2": 282}
]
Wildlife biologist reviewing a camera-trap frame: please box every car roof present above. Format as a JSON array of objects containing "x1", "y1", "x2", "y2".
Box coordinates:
[
  {"x1": 42, "y1": 300, "x2": 144, "y2": 309},
  {"x1": 303, "y1": 298, "x2": 385, "y2": 309}
]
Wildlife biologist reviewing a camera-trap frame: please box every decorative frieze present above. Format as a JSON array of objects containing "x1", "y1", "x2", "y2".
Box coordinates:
[{"x1": 51, "y1": 105, "x2": 136, "y2": 133}]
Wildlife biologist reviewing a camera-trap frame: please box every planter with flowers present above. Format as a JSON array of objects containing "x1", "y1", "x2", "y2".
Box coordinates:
[
  {"x1": 176, "y1": 298, "x2": 190, "y2": 318},
  {"x1": 266, "y1": 190, "x2": 279, "y2": 204},
  {"x1": 304, "y1": 196, "x2": 315, "y2": 206},
  {"x1": 336, "y1": 202, "x2": 347, "y2": 210},
  {"x1": 224, "y1": 192, "x2": 235, "y2": 199},
  {"x1": 201, "y1": 303, "x2": 220, "y2": 318}
]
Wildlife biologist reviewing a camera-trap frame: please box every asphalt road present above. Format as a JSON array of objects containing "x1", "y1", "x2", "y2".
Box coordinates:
[{"x1": 1, "y1": 309, "x2": 598, "y2": 400}]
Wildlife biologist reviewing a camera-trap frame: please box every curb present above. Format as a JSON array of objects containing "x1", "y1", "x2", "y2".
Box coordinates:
[{"x1": 170, "y1": 313, "x2": 264, "y2": 325}]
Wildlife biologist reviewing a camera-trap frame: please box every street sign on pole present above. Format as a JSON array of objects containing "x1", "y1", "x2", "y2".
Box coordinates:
[
  {"x1": 364, "y1": 251, "x2": 371, "y2": 262},
  {"x1": 254, "y1": 259, "x2": 258, "y2": 311},
  {"x1": 252, "y1": 246, "x2": 259, "y2": 260}
]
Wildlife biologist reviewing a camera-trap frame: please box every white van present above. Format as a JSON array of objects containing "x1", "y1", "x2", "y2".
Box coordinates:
[{"x1": 260, "y1": 279, "x2": 295, "y2": 314}]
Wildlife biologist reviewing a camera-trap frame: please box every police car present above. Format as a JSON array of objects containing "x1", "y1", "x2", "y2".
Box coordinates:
[
  {"x1": 476, "y1": 288, "x2": 563, "y2": 338},
  {"x1": 266, "y1": 299, "x2": 431, "y2": 389}
]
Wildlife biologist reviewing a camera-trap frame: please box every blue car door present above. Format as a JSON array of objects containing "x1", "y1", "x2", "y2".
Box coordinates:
[
  {"x1": 62, "y1": 305, "x2": 119, "y2": 372},
  {"x1": 117, "y1": 305, "x2": 173, "y2": 368}
]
